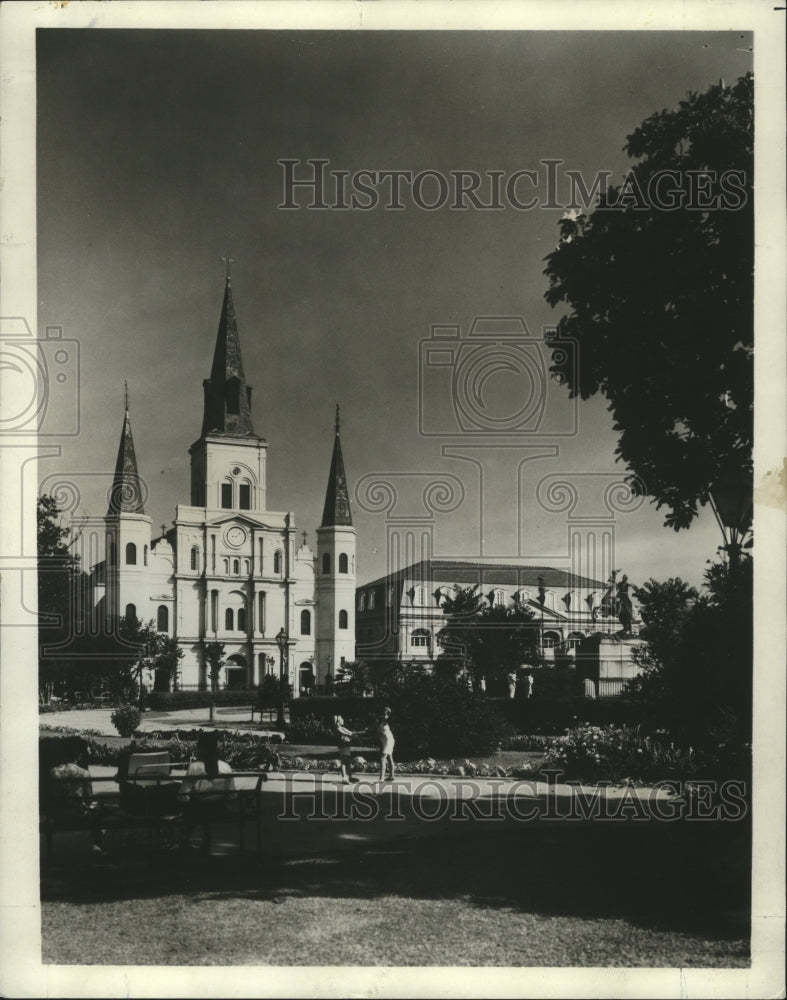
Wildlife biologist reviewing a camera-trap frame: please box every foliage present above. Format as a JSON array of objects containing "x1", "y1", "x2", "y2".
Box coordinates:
[
  {"x1": 153, "y1": 635, "x2": 185, "y2": 692},
  {"x1": 110, "y1": 704, "x2": 142, "y2": 738},
  {"x1": 437, "y1": 585, "x2": 539, "y2": 694},
  {"x1": 624, "y1": 557, "x2": 752, "y2": 747},
  {"x1": 542, "y1": 722, "x2": 750, "y2": 784},
  {"x1": 204, "y1": 641, "x2": 226, "y2": 694},
  {"x1": 335, "y1": 660, "x2": 371, "y2": 696},
  {"x1": 383, "y1": 673, "x2": 511, "y2": 758},
  {"x1": 37, "y1": 494, "x2": 81, "y2": 703},
  {"x1": 544, "y1": 74, "x2": 753, "y2": 530}
]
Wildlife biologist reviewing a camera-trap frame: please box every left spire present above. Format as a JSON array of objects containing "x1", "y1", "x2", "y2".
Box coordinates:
[{"x1": 108, "y1": 384, "x2": 145, "y2": 514}]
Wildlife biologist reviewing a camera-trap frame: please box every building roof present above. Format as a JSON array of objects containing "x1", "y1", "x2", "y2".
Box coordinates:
[
  {"x1": 107, "y1": 408, "x2": 145, "y2": 515},
  {"x1": 358, "y1": 559, "x2": 606, "y2": 591},
  {"x1": 320, "y1": 405, "x2": 353, "y2": 527},
  {"x1": 200, "y1": 277, "x2": 256, "y2": 438}
]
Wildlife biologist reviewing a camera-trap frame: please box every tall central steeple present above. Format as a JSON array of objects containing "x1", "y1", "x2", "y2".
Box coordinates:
[
  {"x1": 321, "y1": 405, "x2": 353, "y2": 527},
  {"x1": 201, "y1": 277, "x2": 255, "y2": 437}
]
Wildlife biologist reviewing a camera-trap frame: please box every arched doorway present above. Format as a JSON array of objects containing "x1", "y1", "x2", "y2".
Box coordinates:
[
  {"x1": 298, "y1": 660, "x2": 315, "y2": 697},
  {"x1": 225, "y1": 653, "x2": 248, "y2": 689}
]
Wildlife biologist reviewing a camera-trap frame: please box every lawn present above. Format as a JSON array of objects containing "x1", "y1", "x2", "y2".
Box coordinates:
[{"x1": 41, "y1": 823, "x2": 750, "y2": 967}]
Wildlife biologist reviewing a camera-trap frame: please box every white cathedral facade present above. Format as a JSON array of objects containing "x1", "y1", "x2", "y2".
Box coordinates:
[{"x1": 92, "y1": 277, "x2": 356, "y2": 694}]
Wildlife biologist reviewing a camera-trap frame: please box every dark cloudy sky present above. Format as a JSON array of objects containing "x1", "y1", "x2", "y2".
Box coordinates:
[{"x1": 37, "y1": 29, "x2": 753, "y2": 587}]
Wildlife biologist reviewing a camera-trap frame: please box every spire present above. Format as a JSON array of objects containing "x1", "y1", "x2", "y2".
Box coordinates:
[
  {"x1": 108, "y1": 391, "x2": 145, "y2": 515},
  {"x1": 321, "y1": 405, "x2": 352, "y2": 527},
  {"x1": 201, "y1": 276, "x2": 255, "y2": 437}
]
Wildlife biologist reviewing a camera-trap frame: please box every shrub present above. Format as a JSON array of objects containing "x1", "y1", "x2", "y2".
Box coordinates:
[
  {"x1": 386, "y1": 674, "x2": 511, "y2": 758},
  {"x1": 110, "y1": 704, "x2": 141, "y2": 738},
  {"x1": 146, "y1": 689, "x2": 258, "y2": 712},
  {"x1": 541, "y1": 722, "x2": 752, "y2": 784}
]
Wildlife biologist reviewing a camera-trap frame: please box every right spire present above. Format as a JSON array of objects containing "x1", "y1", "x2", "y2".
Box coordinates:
[{"x1": 320, "y1": 405, "x2": 352, "y2": 527}]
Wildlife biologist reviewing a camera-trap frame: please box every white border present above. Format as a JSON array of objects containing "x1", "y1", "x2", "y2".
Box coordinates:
[{"x1": 0, "y1": 2, "x2": 784, "y2": 998}]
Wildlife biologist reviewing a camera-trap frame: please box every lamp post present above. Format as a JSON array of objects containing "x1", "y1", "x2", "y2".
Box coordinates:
[
  {"x1": 708, "y1": 467, "x2": 753, "y2": 567},
  {"x1": 275, "y1": 627, "x2": 288, "y2": 728},
  {"x1": 537, "y1": 575, "x2": 546, "y2": 664}
]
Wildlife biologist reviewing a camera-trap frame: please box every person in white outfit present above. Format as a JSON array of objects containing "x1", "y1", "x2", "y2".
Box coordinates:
[{"x1": 377, "y1": 706, "x2": 395, "y2": 782}]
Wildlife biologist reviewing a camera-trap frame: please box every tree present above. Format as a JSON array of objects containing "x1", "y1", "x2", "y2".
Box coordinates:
[
  {"x1": 153, "y1": 635, "x2": 184, "y2": 692},
  {"x1": 204, "y1": 641, "x2": 226, "y2": 694},
  {"x1": 336, "y1": 660, "x2": 371, "y2": 696},
  {"x1": 624, "y1": 559, "x2": 752, "y2": 746},
  {"x1": 37, "y1": 494, "x2": 80, "y2": 703},
  {"x1": 437, "y1": 585, "x2": 539, "y2": 694},
  {"x1": 544, "y1": 74, "x2": 753, "y2": 530}
]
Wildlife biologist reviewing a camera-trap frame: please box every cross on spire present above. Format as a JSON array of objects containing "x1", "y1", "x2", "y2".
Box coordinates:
[
  {"x1": 302, "y1": 531, "x2": 308, "y2": 546},
  {"x1": 124, "y1": 379, "x2": 129, "y2": 413},
  {"x1": 220, "y1": 254, "x2": 235, "y2": 281}
]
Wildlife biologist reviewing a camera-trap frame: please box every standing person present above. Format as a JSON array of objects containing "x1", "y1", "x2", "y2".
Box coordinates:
[
  {"x1": 377, "y1": 707, "x2": 395, "y2": 782},
  {"x1": 178, "y1": 731, "x2": 237, "y2": 854},
  {"x1": 524, "y1": 671, "x2": 534, "y2": 699},
  {"x1": 333, "y1": 715, "x2": 359, "y2": 784},
  {"x1": 507, "y1": 670, "x2": 517, "y2": 699}
]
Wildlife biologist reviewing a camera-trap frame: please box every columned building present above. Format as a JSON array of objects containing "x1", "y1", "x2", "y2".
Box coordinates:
[
  {"x1": 92, "y1": 277, "x2": 354, "y2": 693},
  {"x1": 355, "y1": 559, "x2": 640, "y2": 667}
]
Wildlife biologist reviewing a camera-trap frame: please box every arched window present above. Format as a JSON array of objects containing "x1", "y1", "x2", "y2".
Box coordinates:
[
  {"x1": 237, "y1": 607, "x2": 247, "y2": 631},
  {"x1": 300, "y1": 609, "x2": 311, "y2": 635},
  {"x1": 125, "y1": 542, "x2": 137, "y2": 565},
  {"x1": 239, "y1": 482, "x2": 251, "y2": 510},
  {"x1": 542, "y1": 630, "x2": 560, "y2": 650},
  {"x1": 125, "y1": 603, "x2": 136, "y2": 623},
  {"x1": 566, "y1": 631, "x2": 584, "y2": 651},
  {"x1": 493, "y1": 589, "x2": 506, "y2": 608},
  {"x1": 225, "y1": 608, "x2": 234, "y2": 631},
  {"x1": 210, "y1": 590, "x2": 218, "y2": 633},
  {"x1": 233, "y1": 559, "x2": 240, "y2": 575},
  {"x1": 258, "y1": 592, "x2": 266, "y2": 633},
  {"x1": 222, "y1": 558, "x2": 229, "y2": 575},
  {"x1": 243, "y1": 559, "x2": 250, "y2": 575},
  {"x1": 322, "y1": 552, "x2": 331, "y2": 574},
  {"x1": 339, "y1": 552, "x2": 348, "y2": 574},
  {"x1": 221, "y1": 481, "x2": 233, "y2": 509},
  {"x1": 338, "y1": 609, "x2": 348, "y2": 630},
  {"x1": 157, "y1": 605, "x2": 169, "y2": 632},
  {"x1": 143, "y1": 545, "x2": 148, "y2": 566},
  {"x1": 358, "y1": 592, "x2": 366, "y2": 613},
  {"x1": 273, "y1": 550, "x2": 282, "y2": 575},
  {"x1": 411, "y1": 628, "x2": 430, "y2": 648},
  {"x1": 190, "y1": 546, "x2": 199, "y2": 571},
  {"x1": 413, "y1": 585, "x2": 426, "y2": 606},
  {"x1": 368, "y1": 590, "x2": 376, "y2": 610},
  {"x1": 258, "y1": 539, "x2": 264, "y2": 573},
  {"x1": 544, "y1": 591, "x2": 556, "y2": 611}
]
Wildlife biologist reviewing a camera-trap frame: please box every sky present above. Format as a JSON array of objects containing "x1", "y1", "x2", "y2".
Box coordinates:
[{"x1": 36, "y1": 28, "x2": 754, "y2": 589}]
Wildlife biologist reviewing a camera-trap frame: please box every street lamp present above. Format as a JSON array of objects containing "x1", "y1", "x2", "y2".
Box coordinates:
[
  {"x1": 708, "y1": 466, "x2": 753, "y2": 565},
  {"x1": 275, "y1": 627, "x2": 288, "y2": 728}
]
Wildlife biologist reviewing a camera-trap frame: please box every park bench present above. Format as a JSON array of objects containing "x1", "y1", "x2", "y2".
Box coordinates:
[{"x1": 40, "y1": 763, "x2": 268, "y2": 864}]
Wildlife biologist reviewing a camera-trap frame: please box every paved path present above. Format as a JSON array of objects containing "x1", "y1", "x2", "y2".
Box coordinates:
[{"x1": 40, "y1": 705, "x2": 280, "y2": 737}]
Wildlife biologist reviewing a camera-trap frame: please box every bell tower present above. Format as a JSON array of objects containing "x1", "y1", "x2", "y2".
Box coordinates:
[
  {"x1": 188, "y1": 273, "x2": 268, "y2": 514},
  {"x1": 315, "y1": 406, "x2": 356, "y2": 681}
]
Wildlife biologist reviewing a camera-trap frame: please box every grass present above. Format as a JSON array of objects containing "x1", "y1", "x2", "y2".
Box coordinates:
[{"x1": 41, "y1": 824, "x2": 750, "y2": 968}]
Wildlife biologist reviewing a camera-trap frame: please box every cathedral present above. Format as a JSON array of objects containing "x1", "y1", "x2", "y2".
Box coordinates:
[{"x1": 93, "y1": 276, "x2": 356, "y2": 694}]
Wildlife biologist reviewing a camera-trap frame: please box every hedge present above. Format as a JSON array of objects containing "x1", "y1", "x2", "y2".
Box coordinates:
[
  {"x1": 489, "y1": 697, "x2": 646, "y2": 734},
  {"x1": 145, "y1": 689, "x2": 259, "y2": 712},
  {"x1": 289, "y1": 696, "x2": 383, "y2": 727}
]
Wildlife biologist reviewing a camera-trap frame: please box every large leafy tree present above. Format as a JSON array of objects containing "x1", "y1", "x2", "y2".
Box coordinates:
[
  {"x1": 437, "y1": 585, "x2": 539, "y2": 693},
  {"x1": 544, "y1": 74, "x2": 753, "y2": 530},
  {"x1": 38, "y1": 494, "x2": 80, "y2": 702}
]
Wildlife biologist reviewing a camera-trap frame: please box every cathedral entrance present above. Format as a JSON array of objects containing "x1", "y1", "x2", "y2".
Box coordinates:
[
  {"x1": 225, "y1": 653, "x2": 248, "y2": 689},
  {"x1": 298, "y1": 661, "x2": 315, "y2": 697}
]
